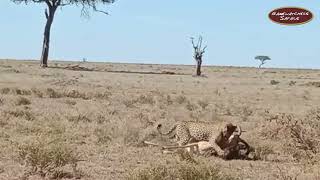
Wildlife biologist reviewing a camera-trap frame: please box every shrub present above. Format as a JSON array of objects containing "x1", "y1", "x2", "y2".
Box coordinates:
[
  {"x1": 0, "y1": 87, "x2": 11, "y2": 94},
  {"x1": 123, "y1": 123, "x2": 141, "y2": 146},
  {"x1": 240, "y1": 106, "x2": 253, "y2": 121},
  {"x1": 270, "y1": 80, "x2": 280, "y2": 85},
  {"x1": 65, "y1": 100, "x2": 77, "y2": 106},
  {"x1": 254, "y1": 145, "x2": 274, "y2": 161},
  {"x1": 93, "y1": 91, "x2": 112, "y2": 99},
  {"x1": 94, "y1": 127, "x2": 112, "y2": 144},
  {"x1": 304, "y1": 81, "x2": 320, "y2": 88},
  {"x1": 165, "y1": 95, "x2": 173, "y2": 105},
  {"x1": 186, "y1": 101, "x2": 198, "y2": 111},
  {"x1": 15, "y1": 96, "x2": 31, "y2": 106},
  {"x1": 176, "y1": 95, "x2": 187, "y2": 104},
  {"x1": 262, "y1": 112, "x2": 320, "y2": 162},
  {"x1": 137, "y1": 94, "x2": 155, "y2": 105},
  {"x1": 67, "y1": 114, "x2": 91, "y2": 123},
  {"x1": 289, "y1": 81, "x2": 296, "y2": 86},
  {"x1": 31, "y1": 88, "x2": 44, "y2": 98},
  {"x1": 14, "y1": 88, "x2": 32, "y2": 95},
  {"x1": 198, "y1": 99, "x2": 209, "y2": 110},
  {"x1": 65, "y1": 89, "x2": 89, "y2": 100},
  {"x1": 46, "y1": 88, "x2": 62, "y2": 98},
  {"x1": 123, "y1": 99, "x2": 138, "y2": 108},
  {"x1": 4, "y1": 109, "x2": 35, "y2": 121},
  {"x1": 16, "y1": 138, "x2": 80, "y2": 178}
]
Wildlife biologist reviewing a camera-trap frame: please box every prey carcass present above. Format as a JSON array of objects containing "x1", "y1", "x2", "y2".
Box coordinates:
[
  {"x1": 222, "y1": 126, "x2": 254, "y2": 160},
  {"x1": 145, "y1": 126, "x2": 254, "y2": 160}
]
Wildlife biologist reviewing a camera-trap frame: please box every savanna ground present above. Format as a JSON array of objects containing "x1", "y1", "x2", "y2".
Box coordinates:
[{"x1": 0, "y1": 59, "x2": 320, "y2": 180}]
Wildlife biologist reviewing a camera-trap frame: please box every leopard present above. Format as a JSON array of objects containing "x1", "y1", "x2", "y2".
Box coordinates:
[{"x1": 157, "y1": 121, "x2": 241, "y2": 156}]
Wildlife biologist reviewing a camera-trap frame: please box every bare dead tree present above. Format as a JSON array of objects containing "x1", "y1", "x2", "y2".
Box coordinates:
[
  {"x1": 255, "y1": 55, "x2": 271, "y2": 68},
  {"x1": 191, "y1": 36, "x2": 207, "y2": 76},
  {"x1": 11, "y1": 0, "x2": 115, "y2": 68}
]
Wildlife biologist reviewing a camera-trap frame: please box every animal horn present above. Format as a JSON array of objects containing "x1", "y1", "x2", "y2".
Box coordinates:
[{"x1": 237, "y1": 125, "x2": 242, "y2": 136}]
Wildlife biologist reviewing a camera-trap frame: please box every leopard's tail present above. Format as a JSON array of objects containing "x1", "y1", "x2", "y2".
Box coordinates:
[{"x1": 157, "y1": 124, "x2": 177, "y2": 139}]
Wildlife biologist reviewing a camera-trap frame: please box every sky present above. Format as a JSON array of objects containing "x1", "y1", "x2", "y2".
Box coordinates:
[{"x1": 0, "y1": 1, "x2": 319, "y2": 69}]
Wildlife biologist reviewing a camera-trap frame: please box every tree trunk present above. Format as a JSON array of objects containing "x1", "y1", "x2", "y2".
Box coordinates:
[
  {"x1": 259, "y1": 61, "x2": 264, "y2": 69},
  {"x1": 40, "y1": 7, "x2": 56, "y2": 68},
  {"x1": 196, "y1": 60, "x2": 202, "y2": 76}
]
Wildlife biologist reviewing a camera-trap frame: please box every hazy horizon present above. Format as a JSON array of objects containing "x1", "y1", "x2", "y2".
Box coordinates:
[
  {"x1": 1, "y1": 1, "x2": 319, "y2": 69},
  {"x1": 3, "y1": 58, "x2": 320, "y2": 71}
]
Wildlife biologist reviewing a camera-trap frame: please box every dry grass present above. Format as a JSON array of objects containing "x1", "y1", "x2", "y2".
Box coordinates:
[
  {"x1": 0, "y1": 96, "x2": 3, "y2": 105},
  {"x1": 0, "y1": 87, "x2": 32, "y2": 95},
  {"x1": 303, "y1": 81, "x2": 320, "y2": 87},
  {"x1": 270, "y1": 80, "x2": 280, "y2": 85},
  {"x1": 45, "y1": 88, "x2": 63, "y2": 98},
  {"x1": 185, "y1": 101, "x2": 198, "y2": 111},
  {"x1": 67, "y1": 114, "x2": 92, "y2": 123},
  {"x1": 94, "y1": 126, "x2": 112, "y2": 145},
  {"x1": 165, "y1": 95, "x2": 173, "y2": 105},
  {"x1": 136, "y1": 94, "x2": 155, "y2": 105},
  {"x1": 254, "y1": 145, "x2": 275, "y2": 161},
  {"x1": 15, "y1": 136, "x2": 81, "y2": 179},
  {"x1": 0, "y1": 60, "x2": 320, "y2": 179},
  {"x1": 176, "y1": 95, "x2": 187, "y2": 104},
  {"x1": 15, "y1": 96, "x2": 31, "y2": 106},
  {"x1": 2, "y1": 109, "x2": 35, "y2": 121},
  {"x1": 65, "y1": 99, "x2": 77, "y2": 106},
  {"x1": 260, "y1": 110, "x2": 320, "y2": 163},
  {"x1": 198, "y1": 99, "x2": 210, "y2": 110},
  {"x1": 127, "y1": 162, "x2": 235, "y2": 180}
]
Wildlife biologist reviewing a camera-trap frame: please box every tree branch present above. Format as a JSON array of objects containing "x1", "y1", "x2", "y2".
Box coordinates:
[
  {"x1": 12, "y1": 0, "x2": 115, "y2": 16},
  {"x1": 45, "y1": 8, "x2": 49, "y2": 19},
  {"x1": 198, "y1": 36, "x2": 202, "y2": 50},
  {"x1": 44, "y1": 0, "x2": 52, "y2": 8},
  {"x1": 190, "y1": 37, "x2": 197, "y2": 51}
]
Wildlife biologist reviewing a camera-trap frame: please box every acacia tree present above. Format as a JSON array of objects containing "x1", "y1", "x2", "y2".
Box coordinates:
[
  {"x1": 191, "y1": 36, "x2": 207, "y2": 76},
  {"x1": 255, "y1": 55, "x2": 271, "y2": 68},
  {"x1": 11, "y1": 0, "x2": 115, "y2": 67}
]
